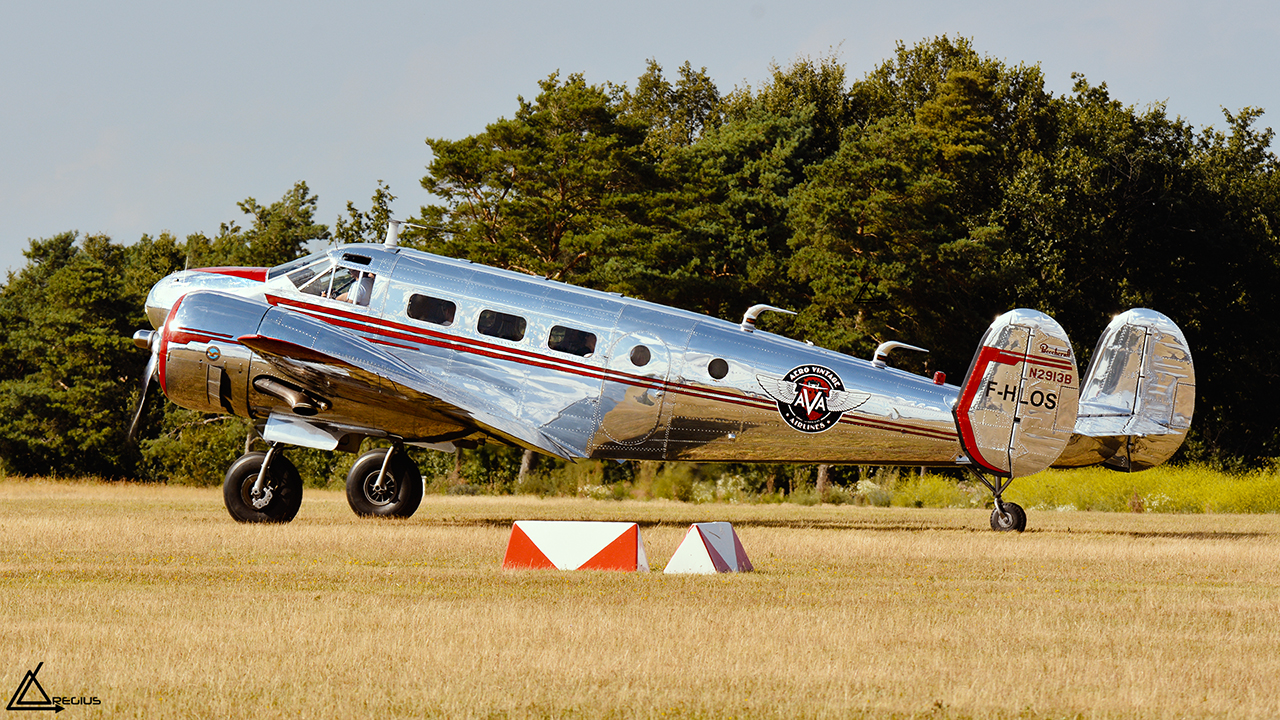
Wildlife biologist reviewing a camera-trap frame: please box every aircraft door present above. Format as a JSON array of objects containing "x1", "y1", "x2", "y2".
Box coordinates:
[{"x1": 598, "y1": 333, "x2": 669, "y2": 445}]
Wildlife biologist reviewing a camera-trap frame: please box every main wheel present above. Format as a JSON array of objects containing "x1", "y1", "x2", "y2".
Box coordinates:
[
  {"x1": 990, "y1": 502, "x2": 1027, "y2": 532},
  {"x1": 346, "y1": 448, "x2": 423, "y2": 518},
  {"x1": 223, "y1": 451, "x2": 304, "y2": 523}
]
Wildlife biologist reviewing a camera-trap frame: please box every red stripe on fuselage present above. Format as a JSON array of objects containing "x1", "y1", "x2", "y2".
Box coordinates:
[
  {"x1": 263, "y1": 294, "x2": 959, "y2": 443},
  {"x1": 191, "y1": 266, "x2": 268, "y2": 282}
]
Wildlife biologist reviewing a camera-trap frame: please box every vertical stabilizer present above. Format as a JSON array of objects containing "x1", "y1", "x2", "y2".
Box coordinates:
[
  {"x1": 954, "y1": 309, "x2": 1080, "y2": 477},
  {"x1": 1053, "y1": 309, "x2": 1195, "y2": 471}
]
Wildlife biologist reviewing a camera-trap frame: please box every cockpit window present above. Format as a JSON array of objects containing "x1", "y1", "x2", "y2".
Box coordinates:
[
  {"x1": 299, "y1": 265, "x2": 376, "y2": 306},
  {"x1": 268, "y1": 251, "x2": 328, "y2": 281},
  {"x1": 286, "y1": 260, "x2": 328, "y2": 289}
]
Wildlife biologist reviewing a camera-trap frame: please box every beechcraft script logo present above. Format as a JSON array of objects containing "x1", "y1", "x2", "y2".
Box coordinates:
[
  {"x1": 7, "y1": 663, "x2": 61, "y2": 713},
  {"x1": 758, "y1": 364, "x2": 870, "y2": 433}
]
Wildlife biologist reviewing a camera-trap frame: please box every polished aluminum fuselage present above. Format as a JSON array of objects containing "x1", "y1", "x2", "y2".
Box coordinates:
[{"x1": 150, "y1": 244, "x2": 966, "y2": 465}]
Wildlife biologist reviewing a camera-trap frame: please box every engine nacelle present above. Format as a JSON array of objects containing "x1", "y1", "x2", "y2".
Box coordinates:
[{"x1": 158, "y1": 292, "x2": 268, "y2": 418}]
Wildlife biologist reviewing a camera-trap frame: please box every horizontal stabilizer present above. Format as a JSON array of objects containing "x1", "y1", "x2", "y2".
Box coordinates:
[
  {"x1": 1054, "y1": 309, "x2": 1195, "y2": 471},
  {"x1": 954, "y1": 309, "x2": 1080, "y2": 478}
]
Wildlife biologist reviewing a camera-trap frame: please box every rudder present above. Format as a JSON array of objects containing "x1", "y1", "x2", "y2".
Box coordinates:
[
  {"x1": 954, "y1": 309, "x2": 1081, "y2": 478},
  {"x1": 1053, "y1": 309, "x2": 1195, "y2": 471}
]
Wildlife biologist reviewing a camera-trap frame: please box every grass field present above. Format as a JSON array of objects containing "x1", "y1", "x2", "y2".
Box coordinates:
[{"x1": 2, "y1": 479, "x2": 1279, "y2": 719}]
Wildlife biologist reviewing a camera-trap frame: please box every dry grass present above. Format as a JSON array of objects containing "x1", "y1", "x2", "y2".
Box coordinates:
[{"x1": 2, "y1": 479, "x2": 1279, "y2": 719}]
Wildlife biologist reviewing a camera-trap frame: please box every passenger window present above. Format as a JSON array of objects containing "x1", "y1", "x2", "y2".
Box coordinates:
[
  {"x1": 407, "y1": 295, "x2": 456, "y2": 326},
  {"x1": 548, "y1": 326, "x2": 596, "y2": 357},
  {"x1": 630, "y1": 345, "x2": 651, "y2": 367},
  {"x1": 477, "y1": 309, "x2": 526, "y2": 342},
  {"x1": 708, "y1": 358, "x2": 729, "y2": 379}
]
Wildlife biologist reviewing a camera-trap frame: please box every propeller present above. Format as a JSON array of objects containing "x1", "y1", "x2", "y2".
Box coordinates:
[{"x1": 128, "y1": 329, "x2": 160, "y2": 442}]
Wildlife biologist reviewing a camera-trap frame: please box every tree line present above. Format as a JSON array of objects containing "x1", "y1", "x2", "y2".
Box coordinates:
[{"x1": 2, "y1": 36, "x2": 1277, "y2": 486}]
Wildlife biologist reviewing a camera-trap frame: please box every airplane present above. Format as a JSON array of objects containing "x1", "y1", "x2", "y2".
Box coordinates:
[{"x1": 129, "y1": 223, "x2": 1196, "y2": 531}]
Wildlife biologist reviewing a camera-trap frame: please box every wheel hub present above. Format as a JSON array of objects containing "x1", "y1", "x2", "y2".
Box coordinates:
[
  {"x1": 251, "y1": 485, "x2": 273, "y2": 509},
  {"x1": 364, "y1": 473, "x2": 397, "y2": 505}
]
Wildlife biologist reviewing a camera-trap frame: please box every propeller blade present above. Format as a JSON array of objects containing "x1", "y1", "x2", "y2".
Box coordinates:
[{"x1": 127, "y1": 350, "x2": 159, "y2": 443}]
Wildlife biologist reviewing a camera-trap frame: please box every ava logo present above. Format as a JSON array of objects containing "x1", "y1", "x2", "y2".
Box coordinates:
[
  {"x1": 758, "y1": 364, "x2": 870, "y2": 433},
  {"x1": 7, "y1": 663, "x2": 61, "y2": 713}
]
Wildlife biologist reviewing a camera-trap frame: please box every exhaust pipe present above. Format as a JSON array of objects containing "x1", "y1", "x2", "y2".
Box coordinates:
[{"x1": 253, "y1": 376, "x2": 330, "y2": 416}]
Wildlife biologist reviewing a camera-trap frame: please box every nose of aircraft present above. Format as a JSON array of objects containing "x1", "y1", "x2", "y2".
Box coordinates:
[
  {"x1": 143, "y1": 267, "x2": 268, "y2": 329},
  {"x1": 144, "y1": 272, "x2": 193, "y2": 329}
]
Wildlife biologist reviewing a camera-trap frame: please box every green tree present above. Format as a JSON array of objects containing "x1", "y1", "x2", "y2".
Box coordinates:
[
  {"x1": 0, "y1": 233, "x2": 142, "y2": 476},
  {"x1": 334, "y1": 180, "x2": 397, "y2": 245},
  {"x1": 187, "y1": 180, "x2": 328, "y2": 269},
  {"x1": 622, "y1": 59, "x2": 723, "y2": 156},
  {"x1": 600, "y1": 103, "x2": 815, "y2": 319},
  {"x1": 413, "y1": 73, "x2": 647, "y2": 281},
  {"x1": 734, "y1": 53, "x2": 852, "y2": 161}
]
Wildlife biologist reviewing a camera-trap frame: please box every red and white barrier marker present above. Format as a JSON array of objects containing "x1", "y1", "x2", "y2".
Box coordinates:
[
  {"x1": 663, "y1": 522, "x2": 753, "y2": 574},
  {"x1": 502, "y1": 520, "x2": 650, "y2": 572}
]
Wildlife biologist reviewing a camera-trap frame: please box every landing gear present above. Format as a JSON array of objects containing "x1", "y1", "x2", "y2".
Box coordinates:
[
  {"x1": 223, "y1": 446, "x2": 303, "y2": 523},
  {"x1": 990, "y1": 501, "x2": 1027, "y2": 532},
  {"x1": 968, "y1": 468, "x2": 1027, "y2": 533},
  {"x1": 346, "y1": 446, "x2": 423, "y2": 518}
]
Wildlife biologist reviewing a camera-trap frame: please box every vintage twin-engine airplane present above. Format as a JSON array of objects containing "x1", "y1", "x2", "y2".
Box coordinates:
[{"x1": 130, "y1": 224, "x2": 1196, "y2": 530}]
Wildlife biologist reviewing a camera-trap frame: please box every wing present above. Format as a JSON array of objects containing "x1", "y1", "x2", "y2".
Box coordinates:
[
  {"x1": 757, "y1": 375, "x2": 798, "y2": 404},
  {"x1": 826, "y1": 388, "x2": 871, "y2": 413},
  {"x1": 241, "y1": 304, "x2": 587, "y2": 460}
]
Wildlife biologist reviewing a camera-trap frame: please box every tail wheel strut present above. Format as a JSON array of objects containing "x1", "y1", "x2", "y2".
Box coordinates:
[{"x1": 967, "y1": 467, "x2": 1027, "y2": 533}]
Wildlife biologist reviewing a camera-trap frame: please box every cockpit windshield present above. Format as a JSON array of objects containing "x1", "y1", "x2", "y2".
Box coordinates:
[
  {"x1": 286, "y1": 260, "x2": 330, "y2": 289},
  {"x1": 267, "y1": 251, "x2": 377, "y2": 306},
  {"x1": 267, "y1": 250, "x2": 329, "y2": 281}
]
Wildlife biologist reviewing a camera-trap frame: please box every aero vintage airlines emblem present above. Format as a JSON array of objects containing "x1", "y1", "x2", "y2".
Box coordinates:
[{"x1": 758, "y1": 365, "x2": 870, "y2": 433}]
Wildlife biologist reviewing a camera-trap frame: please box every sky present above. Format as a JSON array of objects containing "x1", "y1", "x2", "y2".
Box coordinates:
[{"x1": 3, "y1": 0, "x2": 1276, "y2": 276}]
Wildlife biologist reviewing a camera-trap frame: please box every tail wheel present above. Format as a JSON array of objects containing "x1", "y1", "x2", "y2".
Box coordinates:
[
  {"x1": 990, "y1": 502, "x2": 1027, "y2": 532},
  {"x1": 346, "y1": 448, "x2": 423, "y2": 518},
  {"x1": 223, "y1": 451, "x2": 303, "y2": 523}
]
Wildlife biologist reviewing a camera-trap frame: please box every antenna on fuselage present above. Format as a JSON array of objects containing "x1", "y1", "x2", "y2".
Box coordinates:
[
  {"x1": 385, "y1": 219, "x2": 433, "y2": 247},
  {"x1": 740, "y1": 304, "x2": 797, "y2": 333},
  {"x1": 871, "y1": 341, "x2": 929, "y2": 368}
]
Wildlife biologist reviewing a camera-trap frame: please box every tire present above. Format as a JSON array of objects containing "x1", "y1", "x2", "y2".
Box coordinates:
[
  {"x1": 990, "y1": 502, "x2": 1027, "y2": 532},
  {"x1": 223, "y1": 451, "x2": 304, "y2": 524},
  {"x1": 346, "y1": 448, "x2": 423, "y2": 518}
]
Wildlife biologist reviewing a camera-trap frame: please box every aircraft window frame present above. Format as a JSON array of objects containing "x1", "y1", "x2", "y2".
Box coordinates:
[
  {"x1": 286, "y1": 259, "x2": 332, "y2": 289},
  {"x1": 407, "y1": 294, "x2": 457, "y2": 326},
  {"x1": 298, "y1": 264, "x2": 376, "y2": 306},
  {"x1": 477, "y1": 309, "x2": 526, "y2": 342},
  {"x1": 268, "y1": 251, "x2": 328, "y2": 281},
  {"x1": 547, "y1": 325, "x2": 597, "y2": 357}
]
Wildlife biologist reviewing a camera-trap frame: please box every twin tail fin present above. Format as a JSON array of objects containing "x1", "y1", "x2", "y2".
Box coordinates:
[{"x1": 953, "y1": 308, "x2": 1195, "y2": 477}]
